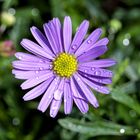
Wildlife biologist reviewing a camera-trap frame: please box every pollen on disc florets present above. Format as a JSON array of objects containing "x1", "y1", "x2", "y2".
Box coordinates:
[{"x1": 53, "y1": 53, "x2": 78, "y2": 77}]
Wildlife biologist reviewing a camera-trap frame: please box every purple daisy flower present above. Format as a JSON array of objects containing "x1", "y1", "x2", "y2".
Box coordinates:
[{"x1": 12, "y1": 16, "x2": 116, "y2": 118}]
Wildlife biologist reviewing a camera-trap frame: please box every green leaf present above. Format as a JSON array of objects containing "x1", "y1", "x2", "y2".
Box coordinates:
[
  {"x1": 111, "y1": 88, "x2": 140, "y2": 115},
  {"x1": 58, "y1": 118, "x2": 134, "y2": 137},
  {"x1": 112, "y1": 58, "x2": 129, "y2": 85}
]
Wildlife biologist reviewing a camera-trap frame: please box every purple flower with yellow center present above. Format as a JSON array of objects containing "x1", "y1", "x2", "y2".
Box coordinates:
[{"x1": 12, "y1": 16, "x2": 116, "y2": 118}]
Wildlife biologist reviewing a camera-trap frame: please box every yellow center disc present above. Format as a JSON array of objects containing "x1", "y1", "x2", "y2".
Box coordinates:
[{"x1": 53, "y1": 53, "x2": 78, "y2": 77}]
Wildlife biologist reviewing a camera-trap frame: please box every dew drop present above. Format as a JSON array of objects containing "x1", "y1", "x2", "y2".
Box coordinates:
[
  {"x1": 84, "y1": 70, "x2": 87, "y2": 73},
  {"x1": 35, "y1": 71, "x2": 39, "y2": 74},
  {"x1": 76, "y1": 77, "x2": 80, "y2": 81},
  {"x1": 84, "y1": 74, "x2": 87, "y2": 77},
  {"x1": 94, "y1": 71, "x2": 101, "y2": 76},
  {"x1": 39, "y1": 67, "x2": 43, "y2": 70},
  {"x1": 36, "y1": 76, "x2": 39, "y2": 79},
  {"x1": 48, "y1": 95, "x2": 52, "y2": 99},
  {"x1": 55, "y1": 82, "x2": 58, "y2": 85},
  {"x1": 55, "y1": 77, "x2": 59, "y2": 82},
  {"x1": 49, "y1": 64, "x2": 53, "y2": 69},
  {"x1": 72, "y1": 45, "x2": 77, "y2": 50},
  {"x1": 94, "y1": 87, "x2": 98, "y2": 90},
  {"x1": 18, "y1": 56, "x2": 22, "y2": 60},
  {"x1": 91, "y1": 67, "x2": 95, "y2": 71},
  {"x1": 120, "y1": 128, "x2": 125, "y2": 134},
  {"x1": 54, "y1": 90, "x2": 62, "y2": 100},
  {"x1": 64, "y1": 99, "x2": 67, "y2": 103},
  {"x1": 50, "y1": 113, "x2": 53, "y2": 117},
  {"x1": 87, "y1": 39, "x2": 92, "y2": 44}
]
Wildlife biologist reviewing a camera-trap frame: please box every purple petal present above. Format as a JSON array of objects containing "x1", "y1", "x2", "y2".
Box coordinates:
[
  {"x1": 73, "y1": 97, "x2": 89, "y2": 114},
  {"x1": 52, "y1": 18, "x2": 63, "y2": 52},
  {"x1": 64, "y1": 81, "x2": 73, "y2": 114},
  {"x1": 92, "y1": 37, "x2": 109, "y2": 47},
  {"x1": 70, "y1": 77, "x2": 89, "y2": 113},
  {"x1": 23, "y1": 77, "x2": 53, "y2": 101},
  {"x1": 43, "y1": 23, "x2": 59, "y2": 54},
  {"x1": 38, "y1": 77, "x2": 60, "y2": 112},
  {"x1": 44, "y1": 19, "x2": 63, "y2": 54},
  {"x1": 21, "y1": 39, "x2": 53, "y2": 60},
  {"x1": 75, "y1": 28, "x2": 102, "y2": 56},
  {"x1": 69, "y1": 20, "x2": 89, "y2": 53},
  {"x1": 79, "y1": 72, "x2": 112, "y2": 84},
  {"x1": 15, "y1": 52, "x2": 48, "y2": 62},
  {"x1": 49, "y1": 78, "x2": 65, "y2": 117},
  {"x1": 79, "y1": 66, "x2": 113, "y2": 78},
  {"x1": 12, "y1": 60, "x2": 51, "y2": 71},
  {"x1": 85, "y1": 37, "x2": 109, "y2": 52},
  {"x1": 21, "y1": 71, "x2": 54, "y2": 89},
  {"x1": 50, "y1": 99, "x2": 62, "y2": 118},
  {"x1": 70, "y1": 77, "x2": 86, "y2": 100},
  {"x1": 77, "y1": 45, "x2": 107, "y2": 62},
  {"x1": 63, "y1": 16, "x2": 72, "y2": 53},
  {"x1": 53, "y1": 78, "x2": 65, "y2": 100},
  {"x1": 12, "y1": 69, "x2": 50, "y2": 80},
  {"x1": 73, "y1": 73, "x2": 99, "y2": 108},
  {"x1": 79, "y1": 59, "x2": 117, "y2": 67},
  {"x1": 77, "y1": 73, "x2": 110, "y2": 94},
  {"x1": 30, "y1": 26, "x2": 54, "y2": 56}
]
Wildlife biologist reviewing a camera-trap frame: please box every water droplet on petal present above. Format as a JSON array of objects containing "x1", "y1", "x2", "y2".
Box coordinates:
[
  {"x1": 64, "y1": 99, "x2": 67, "y2": 103},
  {"x1": 84, "y1": 74, "x2": 87, "y2": 77},
  {"x1": 91, "y1": 67, "x2": 95, "y2": 71},
  {"x1": 76, "y1": 77, "x2": 80, "y2": 81},
  {"x1": 87, "y1": 39, "x2": 92, "y2": 44},
  {"x1": 48, "y1": 95, "x2": 51, "y2": 99},
  {"x1": 18, "y1": 56, "x2": 22, "y2": 59},
  {"x1": 35, "y1": 71, "x2": 39, "y2": 74},
  {"x1": 36, "y1": 76, "x2": 39, "y2": 79},
  {"x1": 94, "y1": 71, "x2": 101, "y2": 76},
  {"x1": 94, "y1": 87, "x2": 98, "y2": 90},
  {"x1": 120, "y1": 128, "x2": 125, "y2": 134},
  {"x1": 84, "y1": 70, "x2": 87, "y2": 73},
  {"x1": 39, "y1": 67, "x2": 43, "y2": 70},
  {"x1": 50, "y1": 113, "x2": 53, "y2": 117},
  {"x1": 49, "y1": 64, "x2": 53, "y2": 69},
  {"x1": 54, "y1": 90, "x2": 62, "y2": 100},
  {"x1": 72, "y1": 45, "x2": 77, "y2": 50}
]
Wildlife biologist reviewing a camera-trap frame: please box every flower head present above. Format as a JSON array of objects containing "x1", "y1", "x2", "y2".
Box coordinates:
[{"x1": 12, "y1": 16, "x2": 116, "y2": 118}]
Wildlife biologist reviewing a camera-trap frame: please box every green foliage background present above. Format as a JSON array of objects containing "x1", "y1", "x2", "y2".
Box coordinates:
[{"x1": 0, "y1": 0, "x2": 140, "y2": 140}]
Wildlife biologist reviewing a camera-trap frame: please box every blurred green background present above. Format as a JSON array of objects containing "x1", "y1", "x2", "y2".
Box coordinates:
[{"x1": 0, "y1": 0, "x2": 140, "y2": 140}]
